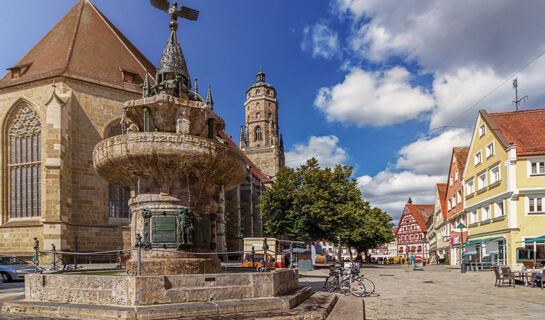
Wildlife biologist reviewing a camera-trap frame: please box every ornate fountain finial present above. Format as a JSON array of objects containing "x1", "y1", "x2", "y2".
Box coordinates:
[
  {"x1": 150, "y1": 0, "x2": 199, "y2": 98},
  {"x1": 206, "y1": 84, "x2": 214, "y2": 109}
]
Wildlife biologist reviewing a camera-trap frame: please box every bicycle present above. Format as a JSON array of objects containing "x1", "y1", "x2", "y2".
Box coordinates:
[
  {"x1": 323, "y1": 264, "x2": 366, "y2": 297},
  {"x1": 351, "y1": 262, "x2": 375, "y2": 296}
]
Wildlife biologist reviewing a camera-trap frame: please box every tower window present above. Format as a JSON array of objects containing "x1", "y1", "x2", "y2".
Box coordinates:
[
  {"x1": 268, "y1": 113, "x2": 272, "y2": 120},
  {"x1": 256, "y1": 89, "x2": 260, "y2": 95},
  {"x1": 255, "y1": 126, "x2": 263, "y2": 141},
  {"x1": 256, "y1": 112, "x2": 260, "y2": 119},
  {"x1": 266, "y1": 90, "x2": 270, "y2": 95}
]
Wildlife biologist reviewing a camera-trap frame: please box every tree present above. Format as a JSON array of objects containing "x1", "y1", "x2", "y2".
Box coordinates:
[{"x1": 259, "y1": 158, "x2": 395, "y2": 254}]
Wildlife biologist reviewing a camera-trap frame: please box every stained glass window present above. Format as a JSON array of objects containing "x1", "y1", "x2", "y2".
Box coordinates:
[{"x1": 8, "y1": 106, "x2": 41, "y2": 218}]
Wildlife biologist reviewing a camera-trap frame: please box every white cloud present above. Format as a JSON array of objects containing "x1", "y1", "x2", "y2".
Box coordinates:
[
  {"x1": 285, "y1": 135, "x2": 348, "y2": 168},
  {"x1": 314, "y1": 67, "x2": 434, "y2": 127},
  {"x1": 339, "y1": 0, "x2": 545, "y2": 74},
  {"x1": 396, "y1": 129, "x2": 471, "y2": 175},
  {"x1": 301, "y1": 23, "x2": 340, "y2": 59},
  {"x1": 357, "y1": 170, "x2": 444, "y2": 221}
]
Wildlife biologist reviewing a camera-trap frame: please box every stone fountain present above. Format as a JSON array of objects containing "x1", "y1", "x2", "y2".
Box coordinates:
[{"x1": 1, "y1": 2, "x2": 338, "y2": 319}]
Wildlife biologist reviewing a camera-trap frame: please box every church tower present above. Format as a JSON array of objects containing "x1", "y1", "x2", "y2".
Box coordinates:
[{"x1": 240, "y1": 70, "x2": 285, "y2": 179}]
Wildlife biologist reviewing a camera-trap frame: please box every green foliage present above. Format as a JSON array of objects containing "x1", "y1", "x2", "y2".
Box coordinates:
[
  {"x1": 444, "y1": 259, "x2": 450, "y2": 265},
  {"x1": 259, "y1": 158, "x2": 395, "y2": 250}
]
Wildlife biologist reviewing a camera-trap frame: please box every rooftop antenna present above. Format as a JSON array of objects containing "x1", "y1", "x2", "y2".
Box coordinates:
[{"x1": 512, "y1": 78, "x2": 528, "y2": 112}]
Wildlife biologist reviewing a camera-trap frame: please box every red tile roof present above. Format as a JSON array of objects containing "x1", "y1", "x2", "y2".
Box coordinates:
[
  {"x1": 218, "y1": 131, "x2": 272, "y2": 184},
  {"x1": 436, "y1": 183, "x2": 448, "y2": 220},
  {"x1": 407, "y1": 204, "x2": 434, "y2": 232},
  {"x1": 481, "y1": 109, "x2": 545, "y2": 156},
  {"x1": 0, "y1": 0, "x2": 155, "y2": 91},
  {"x1": 453, "y1": 147, "x2": 469, "y2": 172}
]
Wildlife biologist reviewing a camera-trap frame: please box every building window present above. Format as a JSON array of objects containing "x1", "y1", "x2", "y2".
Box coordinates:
[
  {"x1": 256, "y1": 89, "x2": 260, "y2": 95},
  {"x1": 474, "y1": 151, "x2": 482, "y2": 166},
  {"x1": 529, "y1": 197, "x2": 544, "y2": 214},
  {"x1": 486, "y1": 142, "x2": 495, "y2": 158},
  {"x1": 448, "y1": 199, "x2": 452, "y2": 210},
  {"x1": 268, "y1": 112, "x2": 272, "y2": 120},
  {"x1": 530, "y1": 161, "x2": 545, "y2": 175},
  {"x1": 266, "y1": 90, "x2": 270, "y2": 95},
  {"x1": 495, "y1": 201, "x2": 504, "y2": 217},
  {"x1": 477, "y1": 172, "x2": 487, "y2": 190},
  {"x1": 455, "y1": 169, "x2": 459, "y2": 181},
  {"x1": 479, "y1": 124, "x2": 486, "y2": 137},
  {"x1": 121, "y1": 70, "x2": 140, "y2": 84},
  {"x1": 255, "y1": 126, "x2": 263, "y2": 141},
  {"x1": 8, "y1": 105, "x2": 41, "y2": 218},
  {"x1": 457, "y1": 189, "x2": 462, "y2": 204},
  {"x1": 466, "y1": 178, "x2": 475, "y2": 195},
  {"x1": 470, "y1": 210, "x2": 478, "y2": 224},
  {"x1": 490, "y1": 165, "x2": 500, "y2": 185},
  {"x1": 450, "y1": 175, "x2": 453, "y2": 186},
  {"x1": 256, "y1": 112, "x2": 260, "y2": 119},
  {"x1": 482, "y1": 206, "x2": 491, "y2": 221}
]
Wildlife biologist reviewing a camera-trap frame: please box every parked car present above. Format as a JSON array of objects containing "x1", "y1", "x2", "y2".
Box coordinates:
[{"x1": 0, "y1": 256, "x2": 36, "y2": 282}]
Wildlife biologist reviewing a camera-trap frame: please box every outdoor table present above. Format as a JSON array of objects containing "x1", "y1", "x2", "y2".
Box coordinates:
[{"x1": 518, "y1": 270, "x2": 531, "y2": 287}]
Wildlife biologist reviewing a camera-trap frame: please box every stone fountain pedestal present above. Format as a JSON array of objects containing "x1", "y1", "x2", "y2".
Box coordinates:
[{"x1": 93, "y1": 93, "x2": 247, "y2": 275}]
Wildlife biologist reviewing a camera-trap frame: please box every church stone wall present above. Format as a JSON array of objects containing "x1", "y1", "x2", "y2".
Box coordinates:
[{"x1": 0, "y1": 77, "x2": 134, "y2": 259}]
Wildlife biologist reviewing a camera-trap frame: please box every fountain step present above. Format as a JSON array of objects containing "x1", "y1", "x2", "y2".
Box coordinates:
[{"x1": 1, "y1": 287, "x2": 316, "y2": 320}]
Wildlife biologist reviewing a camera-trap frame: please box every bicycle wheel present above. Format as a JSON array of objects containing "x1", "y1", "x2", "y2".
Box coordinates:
[
  {"x1": 349, "y1": 279, "x2": 366, "y2": 297},
  {"x1": 359, "y1": 277, "x2": 375, "y2": 296},
  {"x1": 324, "y1": 275, "x2": 338, "y2": 292},
  {"x1": 340, "y1": 279, "x2": 352, "y2": 295}
]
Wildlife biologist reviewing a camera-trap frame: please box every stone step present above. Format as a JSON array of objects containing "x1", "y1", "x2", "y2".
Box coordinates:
[
  {"x1": 1, "y1": 287, "x2": 315, "y2": 320},
  {"x1": 179, "y1": 292, "x2": 339, "y2": 320}
]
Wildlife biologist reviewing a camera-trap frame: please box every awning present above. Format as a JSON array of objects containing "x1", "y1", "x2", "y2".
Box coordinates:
[
  {"x1": 517, "y1": 237, "x2": 545, "y2": 243},
  {"x1": 463, "y1": 236, "x2": 502, "y2": 246}
]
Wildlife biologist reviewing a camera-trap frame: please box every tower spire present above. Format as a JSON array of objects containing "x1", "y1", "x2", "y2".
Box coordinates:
[
  {"x1": 206, "y1": 84, "x2": 214, "y2": 109},
  {"x1": 194, "y1": 77, "x2": 198, "y2": 94}
]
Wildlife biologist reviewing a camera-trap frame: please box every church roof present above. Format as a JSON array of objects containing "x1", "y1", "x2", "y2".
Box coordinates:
[
  {"x1": 218, "y1": 131, "x2": 272, "y2": 184},
  {"x1": 0, "y1": 0, "x2": 156, "y2": 91}
]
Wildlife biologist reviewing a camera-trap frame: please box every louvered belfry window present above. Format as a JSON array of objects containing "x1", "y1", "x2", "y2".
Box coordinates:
[{"x1": 9, "y1": 106, "x2": 41, "y2": 218}]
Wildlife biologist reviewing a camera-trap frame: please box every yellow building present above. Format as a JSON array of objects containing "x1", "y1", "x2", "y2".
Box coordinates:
[{"x1": 463, "y1": 109, "x2": 545, "y2": 267}]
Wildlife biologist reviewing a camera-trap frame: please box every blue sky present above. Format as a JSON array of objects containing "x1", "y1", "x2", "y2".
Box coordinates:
[{"x1": 3, "y1": 0, "x2": 545, "y2": 222}]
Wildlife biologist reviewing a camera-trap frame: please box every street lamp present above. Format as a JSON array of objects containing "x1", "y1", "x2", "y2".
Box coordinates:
[{"x1": 457, "y1": 223, "x2": 466, "y2": 272}]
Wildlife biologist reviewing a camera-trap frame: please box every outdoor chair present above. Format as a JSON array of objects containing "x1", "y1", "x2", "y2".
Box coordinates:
[
  {"x1": 534, "y1": 269, "x2": 545, "y2": 289},
  {"x1": 494, "y1": 266, "x2": 515, "y2": 288}
]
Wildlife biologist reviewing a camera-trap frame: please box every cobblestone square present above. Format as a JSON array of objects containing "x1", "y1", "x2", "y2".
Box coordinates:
[{"x1": 299, "y1": 264, "x2": 544, "y2": 320}]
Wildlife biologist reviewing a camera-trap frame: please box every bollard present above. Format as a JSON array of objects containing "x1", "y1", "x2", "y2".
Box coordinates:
[
  {"x1": 263, "y1": 237, "x2": 269, "y2": 272},
  {"x1": 51, "y1": 244, "x2": 57, "y2": 270}
]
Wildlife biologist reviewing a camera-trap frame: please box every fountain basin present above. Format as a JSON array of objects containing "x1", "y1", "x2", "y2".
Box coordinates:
[
  {"x1": 22, "y1": 270, "x2": 298, "y2": 306},
  {"x1": 93, "y1": 132, "x2": 247, "y2": 193}
]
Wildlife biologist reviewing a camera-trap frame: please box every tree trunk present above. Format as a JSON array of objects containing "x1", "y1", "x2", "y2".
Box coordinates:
[{"x1": 349, "y1": 247, "x2": 354, "y2": 263}]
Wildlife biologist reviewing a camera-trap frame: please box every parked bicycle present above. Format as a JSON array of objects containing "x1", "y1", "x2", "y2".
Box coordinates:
[{"x1": 323, "y1": 263, "x2": 366, "y2": 297}]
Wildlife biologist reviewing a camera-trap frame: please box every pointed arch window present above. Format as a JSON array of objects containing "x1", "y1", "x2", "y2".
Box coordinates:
[
  {"x1": 106, "y1": 122, "x2": 130, "y2": 219},
  {"x1": 8, "y1": 106, "x2": 41, "y2": 218},
  {"x1": 255, "y1": 126, "x2": 263, "y2": 141}
]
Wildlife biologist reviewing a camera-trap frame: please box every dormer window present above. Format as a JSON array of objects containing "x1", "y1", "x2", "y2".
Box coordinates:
[
  {"x1": 121, "y1": 69, "x2": 140, "y2": 84},
  {"x1": 7, "y1": 62, "x2": 32, "y2": 80}
]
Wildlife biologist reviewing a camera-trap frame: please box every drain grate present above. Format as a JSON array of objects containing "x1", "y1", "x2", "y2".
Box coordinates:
[
  {"x1": 379, "y1": 274, "x2": 395, "y2": 276},
  {"x1": 423, "y1": 280, "x2": 434, "y2": 283}
]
